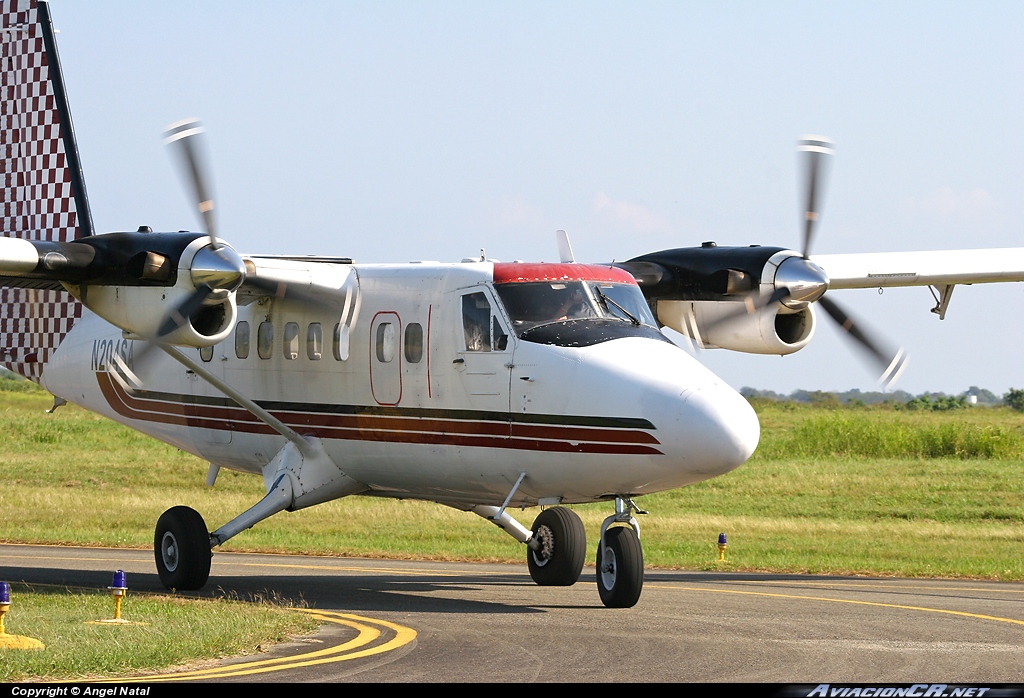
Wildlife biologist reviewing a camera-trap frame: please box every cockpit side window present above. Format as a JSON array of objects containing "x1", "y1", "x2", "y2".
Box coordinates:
[
  {"x1": 493, "y1": 316, "x2": 508, "y2": 351},
  {"x1": 462, "y1": 292, "x2": 492, "y2": 351},
  {"x1": 461, "y1": 291, "x2": 511, "y2": 352}
]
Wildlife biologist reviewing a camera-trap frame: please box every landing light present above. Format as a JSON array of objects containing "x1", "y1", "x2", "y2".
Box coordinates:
[{"x1": 0, "y1": 580, "x2": 45, "y2": 649}]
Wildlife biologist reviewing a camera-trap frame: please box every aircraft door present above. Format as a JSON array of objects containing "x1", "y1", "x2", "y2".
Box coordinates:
[{"x1": 453, "y1": 289, "x2": 512, "y2": 415}]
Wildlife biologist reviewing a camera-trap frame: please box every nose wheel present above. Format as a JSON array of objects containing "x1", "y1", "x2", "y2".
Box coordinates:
[
  {"x1": 154, "y1": 506, "x2": 212, "y2": 590},
  {"x1": 596, "y1": 496, "x2": 646, "y2": 608},
  {"x1": 527, "y1": 506, "x2": 586, "y2": 586},
  {"x1": 597, "y1": 525, "x2": 644, "y2": 607}
]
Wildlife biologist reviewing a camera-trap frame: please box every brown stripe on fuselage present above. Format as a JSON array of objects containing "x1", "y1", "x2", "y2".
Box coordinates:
[{"x1": 97, "y1": 372, "x2": 664, "y2": 455}]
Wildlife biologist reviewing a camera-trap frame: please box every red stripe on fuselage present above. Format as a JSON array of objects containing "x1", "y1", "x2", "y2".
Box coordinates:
[{"x1": 96, "y1": 372, "x2": 664, "y2": 455}]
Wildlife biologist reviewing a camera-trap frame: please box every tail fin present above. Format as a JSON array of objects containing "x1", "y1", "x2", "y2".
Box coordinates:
[{"x1": 1, "y1": 0, "x2": 91, "y2": 380}]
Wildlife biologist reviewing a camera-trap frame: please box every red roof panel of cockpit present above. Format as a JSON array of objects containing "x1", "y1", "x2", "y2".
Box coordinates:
[{"x1": 492, "y1": 262, "x2": 637, "y2": 285}]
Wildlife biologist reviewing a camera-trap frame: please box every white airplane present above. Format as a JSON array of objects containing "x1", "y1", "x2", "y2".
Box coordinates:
[{"x1": 2, "y1": 1, "x2": 1023, "y2": 608}]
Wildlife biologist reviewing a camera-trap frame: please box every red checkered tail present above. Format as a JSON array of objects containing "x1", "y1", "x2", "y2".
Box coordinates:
[{"x1": 0, "y1": 0, "x2": 91, "y2": 381}]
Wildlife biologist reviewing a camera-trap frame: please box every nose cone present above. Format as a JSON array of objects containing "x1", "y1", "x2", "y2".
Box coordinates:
[
  {"x1": 666, "y1": 378, "x2": 760, "y2": 477},
  {"x1": 577, "y1": 338, "x2": 760, "y2": 489}
]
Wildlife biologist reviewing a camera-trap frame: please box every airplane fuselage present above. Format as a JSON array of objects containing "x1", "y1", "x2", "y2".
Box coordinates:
[{"x1": 42, "y1": 259, "x2": 760, "y2": 509}]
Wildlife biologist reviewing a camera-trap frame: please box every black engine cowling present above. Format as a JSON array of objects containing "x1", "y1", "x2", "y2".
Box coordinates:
[{"x1": 618, "y1": 244, "x2": 823, "y2": 355}]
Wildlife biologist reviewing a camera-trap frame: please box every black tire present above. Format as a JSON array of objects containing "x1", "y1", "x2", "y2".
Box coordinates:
[
  {"x1": 154, "y1": 506, "x2": 212, "y2": 590},
  {"x1": 527, "y1": 507, "x2": 586, "y2": 586},
  {"x1": 596, "y1": 525, "x2": 644, "y2": 608}
]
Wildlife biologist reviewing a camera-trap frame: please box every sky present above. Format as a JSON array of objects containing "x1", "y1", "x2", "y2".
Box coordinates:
[{"x1": 47, "y1": 1, "x2": 1024, "y2": 396}]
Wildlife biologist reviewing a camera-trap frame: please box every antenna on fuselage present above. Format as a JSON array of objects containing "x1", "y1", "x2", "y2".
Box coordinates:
[{"x1": 556, "y1": 230, "x2": 575, "y2": 263}]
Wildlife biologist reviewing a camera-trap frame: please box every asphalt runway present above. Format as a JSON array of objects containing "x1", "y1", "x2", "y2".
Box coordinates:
[{"x1": 2, "y1": 543, "x2": 1023, "y2": 683}]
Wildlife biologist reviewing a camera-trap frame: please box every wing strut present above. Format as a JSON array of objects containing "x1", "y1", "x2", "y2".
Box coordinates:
[{"x1": 156, "y1": 343, "x2": 312, "y2": 455}]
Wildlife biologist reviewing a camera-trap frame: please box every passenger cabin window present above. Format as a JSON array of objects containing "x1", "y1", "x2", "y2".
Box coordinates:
[
  {"x1": 307, "y1": 323, "x2": 323, "y2": 360},
  {"x1": 333, "y1": 322, "x2": 349, "y2": 361},
  {"x1": 199, "y1": 344, "x2": 214, "y2": 362},
  {"x1": 375, "y1": 322, "x2": 396, "y2": 363},
  {"x1": 405, "y1": 323, "x2": 423, "y2": 363},
  {"x1": 283, "y1": 322, "x2": 299, "y2": 360},
  {"x1": 258, "y1": 321, "x2": 274, "y2": 359},
  {"x1": 235, "y1": 321, "x2": 250, "y2": 359}
]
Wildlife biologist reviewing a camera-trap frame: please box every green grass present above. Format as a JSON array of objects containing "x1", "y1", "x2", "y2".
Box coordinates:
[
  {"x1": 1, "y1": 391, "x2": 1022, "y2": 580},
  {"x1": 753, "y1": 400, "x2": 1024, "y2": 459},
  {"x1": 0, "y1": 585, "x2": 317, "y2": 682}
]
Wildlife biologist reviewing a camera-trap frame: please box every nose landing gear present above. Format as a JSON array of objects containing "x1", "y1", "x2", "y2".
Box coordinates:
[
  {"x1": 476, "y1": 497, "x2": 648, "y2": 607},
  {"x1": 596, "y1": 496, "x2": 646, "y2": 608}
]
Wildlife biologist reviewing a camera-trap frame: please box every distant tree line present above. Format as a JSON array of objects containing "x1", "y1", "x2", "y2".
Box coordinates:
[{"x1": 740, "y1": 385, "x2": 1023, "y2": 411}]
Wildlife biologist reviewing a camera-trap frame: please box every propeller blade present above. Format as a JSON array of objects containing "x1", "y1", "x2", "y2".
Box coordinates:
[
  {"x1": 241, "y1": 275, "x2": 344, "y2": 314},
  {"x1": 164, "y1": 118, "x2": 220, "y2": 249},
  {"x1": 156, "y1": 285, "x2": 215, "y2": 339},
  {"x1": 797, "y1": 136, "x2": 833, "y2": 258},
  {"x1": 131, "y1": 293, "x2": 211, "y2": 369},
  {"x1": 817, "y1": 295, "x2": 908, "y2": 388}
]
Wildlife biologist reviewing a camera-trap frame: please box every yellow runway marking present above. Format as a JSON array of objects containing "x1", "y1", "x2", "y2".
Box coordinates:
[
  {"x1": 96, "y1": 610, "x2": 417, "y2": 682},
  {"x1": 653, "y1": 584, "x2": 1024, "y2": 627},
  {"x1": 728, "y1": 579, "x2": 1024, "y2": 595}
]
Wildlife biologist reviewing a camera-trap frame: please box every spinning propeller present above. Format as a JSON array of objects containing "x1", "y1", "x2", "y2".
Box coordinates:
[
  {"x1": 738, "y1": 136, "x2": 907, "y2": 387},
  {"x1": 793, "y1": 136, "x2": 907, "y2": 388},
  {"x1": 624, "y1": 136, "x2": 909, "y2": 387},
  {"x1": 159, "y1": 119, "x2": 245, "y2": 340},
  {"x1": 158, "y1": 119, "x2": 338, "y2": 342}
]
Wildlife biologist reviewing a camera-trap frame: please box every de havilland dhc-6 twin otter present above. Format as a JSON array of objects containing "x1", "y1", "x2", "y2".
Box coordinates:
[{"x1": 4, "y1": 1, "x2": 1024, "y2": 608}]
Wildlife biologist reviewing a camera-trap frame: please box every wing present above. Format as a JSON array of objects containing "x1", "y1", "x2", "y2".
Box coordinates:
[{"x1": 812, "y1": 248, "x2": 1024, "y2": 289}]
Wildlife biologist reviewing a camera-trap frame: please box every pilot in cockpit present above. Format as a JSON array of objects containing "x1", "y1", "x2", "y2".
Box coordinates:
[{"x1": 552, "y1": 286, "x2": 592, "y2": 322}]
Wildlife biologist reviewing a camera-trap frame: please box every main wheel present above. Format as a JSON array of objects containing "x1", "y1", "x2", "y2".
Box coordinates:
[
  {"x1": 596, "y1": 525, "x2": 644, "y2": 608},
  {"x1": 154, "y1": 506, "x2": 212, "y2": 590},
  {"x1": 527, "y1": 507, "x2": 586, "y2": 586}
]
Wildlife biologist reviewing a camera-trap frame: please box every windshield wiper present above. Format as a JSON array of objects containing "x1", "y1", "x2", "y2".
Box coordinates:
[{"x1": 594, "y1": 287, "x2": 641, "y2": 326}]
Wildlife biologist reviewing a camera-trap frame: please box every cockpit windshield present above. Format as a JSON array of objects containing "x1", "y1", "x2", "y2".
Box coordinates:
[
  {"x1": 494, "y1": 281, "x2": 659, "y2": 337},
  {"x1": 489, "y1": 262, "x2": 669, "y2": 348},
  {"x1": 493, "y1": 278, "x2": 655, "y2": 333}
]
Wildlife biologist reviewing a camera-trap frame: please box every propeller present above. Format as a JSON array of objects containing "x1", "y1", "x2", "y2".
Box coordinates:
[
  {"x1": 696, "y1": 136, "x2": 908, "y2": 387},
  {"x1": 798, "y1": 136, "x2": 832, "y2": 259},
  {"x1": 791, "y1": 135, "x2": 908, "y2": 387},
  {"x1": 164, "y1": 119, "x2": 221, "y2": 250},
  {"x1": 817, "y1": 296, "x2": 908, "y2": 387},
  {"x1": 159, "y1": 119, "x2": 245, "y2": 340}
]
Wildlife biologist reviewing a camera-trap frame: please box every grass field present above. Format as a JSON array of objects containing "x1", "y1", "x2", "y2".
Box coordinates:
[
  {"x1": 0, "y1": 585, "x2": 317, "y2": 682},
  {"x1": 1, "y1": 387, "x2": 1022, "y2": 580}
]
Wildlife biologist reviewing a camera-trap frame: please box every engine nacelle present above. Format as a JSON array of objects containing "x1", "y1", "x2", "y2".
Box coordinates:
[
  {"x1": 621, "y1": 245, "x2": 829, "y2": 355},
  {"x1": 69, "y1": 237, "x2": 238, "y2": 347},
  {"x1": 657, "y1": 298, "x2": 814, "y2": 355}
]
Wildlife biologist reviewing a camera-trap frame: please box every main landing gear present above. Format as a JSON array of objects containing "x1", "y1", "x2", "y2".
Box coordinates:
[
  {"x1": 152, "y1": 440, "x2": 367, "y2": 592},
  {"x1": 475, "y1": 496, "x2": 647, "y2": 608},
  {"x1": 154, "y1": 506, "x2": 212, "y2": 590},
  {"x1": 527, "y1": 506, "x2": 586, "y2": 586}
]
